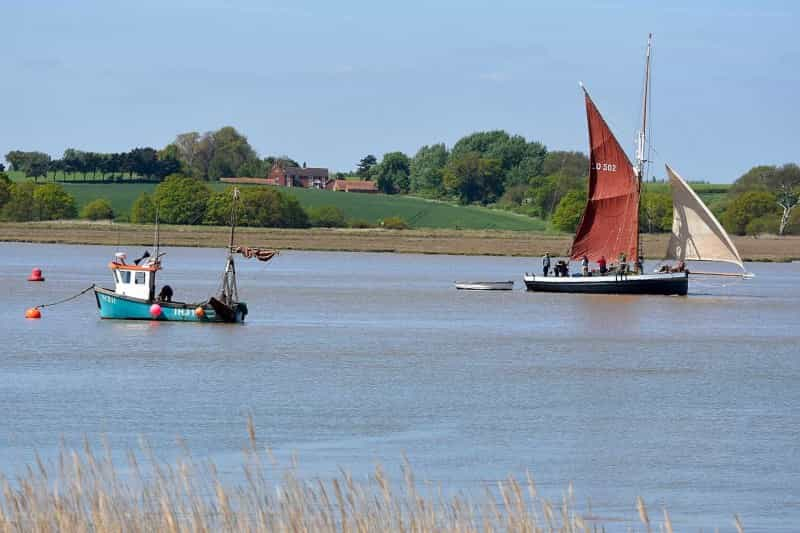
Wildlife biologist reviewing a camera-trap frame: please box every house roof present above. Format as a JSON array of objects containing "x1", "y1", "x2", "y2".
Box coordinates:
[
  {"x1": 335, "y1": 179, "x2": 377, "y2": 191},
  {"x1": 284, "y1": 167, "x2": 329, "y2": 178}
]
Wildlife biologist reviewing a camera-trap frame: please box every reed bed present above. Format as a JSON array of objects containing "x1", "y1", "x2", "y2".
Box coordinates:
[{"x1": 0, "y1": 421, "x2": 738, "y2": 532}]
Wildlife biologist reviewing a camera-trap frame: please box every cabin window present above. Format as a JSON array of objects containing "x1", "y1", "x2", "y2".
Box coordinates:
[
  {"x1": 135, "y1": 272, "x2": 146, "y2": 285},
  {"x1": 119, "y1": 271, "x2": 131, "y2": 284}
]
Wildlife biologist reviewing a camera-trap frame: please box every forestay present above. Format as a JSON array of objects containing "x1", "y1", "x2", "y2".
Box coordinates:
[{"x1": 665, "y1": 164, "x2": 744, "y2": 270}]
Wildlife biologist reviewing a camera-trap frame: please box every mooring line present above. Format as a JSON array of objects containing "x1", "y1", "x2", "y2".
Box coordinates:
[{"x1": 37, "y1": 284, "x2": 96, "y2": 309}]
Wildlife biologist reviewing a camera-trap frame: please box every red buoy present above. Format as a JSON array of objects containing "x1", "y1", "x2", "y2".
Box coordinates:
[
  {"x1": 194, "y1": 306, "x2": 205, "y2": 318},
  {"x1": 28, "y1": 268, "x2": 44, "y2": 282},
  {"x1": 25, "y1": 307, "x2": 42, "y2": 319},
  {"x1": 149, "y1": 303, "x2": 162, "y2": 318}
]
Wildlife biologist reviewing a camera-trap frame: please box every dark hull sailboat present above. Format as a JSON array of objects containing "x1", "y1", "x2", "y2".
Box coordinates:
[
  {"x1": 523, "y1": 272, "x2": 688, "y2": 295},
  {"x1": 524, "y1": 35, "x2": 748, "y2": 296}
]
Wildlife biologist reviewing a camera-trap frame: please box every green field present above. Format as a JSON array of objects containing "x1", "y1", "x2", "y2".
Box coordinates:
[
  {"x1": 4, "y1": 171, "x2": 734, "y2": 231},
  {"x1": 6, "y1": 173, "x2": 546, "y2": 231}
]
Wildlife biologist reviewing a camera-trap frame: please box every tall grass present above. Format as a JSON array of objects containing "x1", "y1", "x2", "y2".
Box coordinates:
[{"x1": 0, "y1": 421, "x2": 737, "y2": 532}]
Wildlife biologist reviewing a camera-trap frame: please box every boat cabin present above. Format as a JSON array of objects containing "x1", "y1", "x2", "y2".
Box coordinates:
[{"x1": 109, "y1": 252, "x2": 160, "y2": 301}]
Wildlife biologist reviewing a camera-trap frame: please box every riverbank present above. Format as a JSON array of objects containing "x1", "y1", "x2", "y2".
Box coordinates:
[{"x1": 1, "y1": 221, "x2": 798, "y2": 261}]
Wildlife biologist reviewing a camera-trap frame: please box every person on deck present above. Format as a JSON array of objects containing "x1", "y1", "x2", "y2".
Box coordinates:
[
  {"x1": 581, "y1": 255, "x2": 589, "y2": 276},
  {"x1": 598, "y1": 255, "x2": 607, "y2": 275},
  {"x1": 542, "y1": 253, "x2": 551, "y2": 277},
  {"x1": 618, "y1": 252, "x2": 628, "y2": 274},
  {"x1": 636, "y1": 255, "x2": 644, "y2": 274}
]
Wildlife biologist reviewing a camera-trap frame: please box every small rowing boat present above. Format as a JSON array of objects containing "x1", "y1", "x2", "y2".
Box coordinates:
[{"x1": 454, "y1": 281, "x2": 514, "y2": 291}]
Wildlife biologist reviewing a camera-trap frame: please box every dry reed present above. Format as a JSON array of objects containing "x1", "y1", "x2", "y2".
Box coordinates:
[{"x1": 0, "y1": 422, "x2": 741, "y2": 532}]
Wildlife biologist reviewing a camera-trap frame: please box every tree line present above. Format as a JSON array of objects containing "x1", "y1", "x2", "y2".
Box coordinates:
[{"x1": 5, "y1": 126, "x2": 800, "y2": 236}]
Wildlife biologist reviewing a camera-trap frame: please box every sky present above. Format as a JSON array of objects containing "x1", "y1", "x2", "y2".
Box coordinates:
[{"x1": 3, "y1": 0, "x2": 798, "y2": 182}]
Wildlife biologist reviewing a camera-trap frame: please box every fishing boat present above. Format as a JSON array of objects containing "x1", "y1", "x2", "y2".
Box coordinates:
[
  {"x1": 454, "y1": 281, "x2": 514, "y2": 291},
  {"x1": 523, "y1": 35, "x2": 749, "y2": 295},
  {"x1": 94, "y1": 189, "x2": 277, "y2": 322}
]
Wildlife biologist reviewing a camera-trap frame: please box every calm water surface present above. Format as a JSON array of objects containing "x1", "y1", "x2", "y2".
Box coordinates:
[{"x1": 1, "y1": 242, "x2": 798, "y2": 530}]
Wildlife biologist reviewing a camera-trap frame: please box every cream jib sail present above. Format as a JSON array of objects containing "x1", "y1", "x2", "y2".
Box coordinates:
[{"x1": 665, "y1": 164, "x2": 744, "y2": 271}]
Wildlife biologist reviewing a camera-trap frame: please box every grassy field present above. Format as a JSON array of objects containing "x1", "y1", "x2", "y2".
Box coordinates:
[
  {"x1": 6, "y1": 172, "x2": 547, "y2": 231},
  {"x1": 5, "y1": 172, "x2": 735, "y2": 231}
]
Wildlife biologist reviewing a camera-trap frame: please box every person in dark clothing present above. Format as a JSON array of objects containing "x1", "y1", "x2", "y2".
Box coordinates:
[
  {"x1": 542, "y1": 253, "x2": 551, "y2": 277},
  {"x1": 598, "y1": 255, "x2": 607, "y2": 275},
  {"x1": 158, "y1": 285, "x2": 173, "y2": 302},
  {"x1": 635, "y1": 255, "x2": 644, "y2": 274},
  {"x1": 581, "y1": 255, "x2": 589, "y2": 276}
]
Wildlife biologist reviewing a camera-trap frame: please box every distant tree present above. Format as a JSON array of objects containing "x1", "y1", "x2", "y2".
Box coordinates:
[
  {"x1": 1, "y1": 182, "x2": 36, "y2": 221},
  {"x1": 526, "y1": 173, "x2": 585, "y2": 218},
  {"x1": 374, "y1": 152, "x2": 411, "y2": 194},
  {"x1": 265, "y1": 156, "x2": 300, "y2": 169},
  {"x1": 237, "y1": 158, "x2": 266, "y2": 177},
  {"x1": 0, "y1": 172, "x2": 12, "y2": 209},
  {"x1": 0, "y1": 163, "x2": 5, "y2": 172},
  {"x1": 409, "y1": 144, "x2": 448, "y2": 195},
  {"x1": 451, "y1": 131, "x2": 546, "y2": 176},
  {"x1": 551, "y1": 189, "x2": 587, "y2": 232},
  {"x1": 33, "y1": 183, "x2": 77, "y2": 219},
  {"x1": 356, "y1": 154, "x2": 377, "y2": 178},
  {"x1": 25, "y1": 152, "x2": 52, "y2": 182},
  {"x1": 721, "y1": 190, "x2": 779, "y2": 235},
  {"x1": 153, "y1": 175, "x2": 211, "y2": 224},
  {"x1": 173, "y1": 132, "x2": 201, "y2": 176},
  {"x1": 5, "y1": 151, "x2": 26, "y2": 172},
  {"x1": 541, "y1": 151, "x2": 589, "y2": 178},
  {"x1": 80, "y1": 198, "x2": 114, "y2": 220},
  {"x1": 639, "y1": 191, "x2": 673, "y2": 233},
  {"x1": 204, "y1": 186, "x2": 310, "y2": 228},
  {"x1": 130, "y1": 192, "x2": 156, "y2": 224},
  {"x1": 729, "y1": 163, "x2": 800, "y2": 235},
  {"x1": 207, "y1": 126, "x2": 259, "y2": 179},
  {"x1": 443, "y1": 152, "x2": 504, "y2": 204},
  {"x1": 309, "y1": 205, "x2": 347, "y2": 227}
]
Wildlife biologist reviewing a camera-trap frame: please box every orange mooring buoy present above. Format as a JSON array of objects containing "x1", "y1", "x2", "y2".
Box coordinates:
[
  {"x1": 28, "y1": 268, "x2": 44, "y2": 282},
  {"x1": 25, "y1": 307, "x2": 42, "y2": 319},
  {"x1": 194, "y1": 306, "x2": 205, "y2": 318}
]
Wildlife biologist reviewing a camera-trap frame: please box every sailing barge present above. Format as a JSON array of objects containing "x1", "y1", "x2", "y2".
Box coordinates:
[
  {"x1": 524, "y1": 35, "x2": 748, "y2": 296},
  {"x1": 94, "y1": 188, "x2": 276, "y2": 322}
]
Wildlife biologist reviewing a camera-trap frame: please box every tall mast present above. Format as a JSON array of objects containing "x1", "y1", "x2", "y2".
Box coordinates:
[{"x1": 636, "y1": 33, "x2": 652, "y2": 266}]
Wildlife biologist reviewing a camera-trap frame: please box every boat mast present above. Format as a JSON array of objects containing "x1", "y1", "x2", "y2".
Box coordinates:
[
  {"x1": 220, "y1": 188, "x2": 240, "y2": 305},
  {"x1": 636, "y1": 33, "x2": 652, "y2": 266}
]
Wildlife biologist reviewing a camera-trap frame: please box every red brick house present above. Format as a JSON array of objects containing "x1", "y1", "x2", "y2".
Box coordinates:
[{"x1": 267, "y1": 163, "x2": 331, "y2": 189}]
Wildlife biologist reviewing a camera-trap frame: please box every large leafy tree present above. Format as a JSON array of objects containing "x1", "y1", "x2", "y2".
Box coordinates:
[
  {"x1": 443, "y1": 152, "x2": 504, "y2": 204},
  {"x1": 356, "y1": 155, "x2": 377, "y2": 178},
  {"x1": 729, "y1": 163, "x2": 800, "y2": 235},
  {"x1": 721, "y1": 190, "x2": 779, "y2": 235},
  {"x1": 551, "y1": 189, "x2": 587, "y2": 232},
  {"x1": 541, "y1": 151, "x2": 589, "y2": 179},
  {"x1": 640, "y1": 191, "x2": 673, "y2": 233},
  {"x1": 204, "y1": 186, "x2": 310, "y2": 228},
  {"x1": 527, "y1": 173, "x2": 585, "y2": 218},
  {"x1": 152, "y1": 175, "x2": 211, "y2": 224},
  {"x1": 31, "y1": 183, "x2": 77, "y2": 220},
  {"x1": 207, "y1": 126, "x2": 259, "y2": 180},
  {"x1": 409, "y1": 144, "x2": 448, "y2": 195},
  {"x1": 374, "y1": 152, "x2": 411, "y2": 194},
  {"x1": 1, "y1": 182, "x2": 37, "y2": 221}
]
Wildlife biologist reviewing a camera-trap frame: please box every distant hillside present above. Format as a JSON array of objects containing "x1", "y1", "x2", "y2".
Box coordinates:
[{"x1": 4, "y1": 173, "x2": 546, "y2": 231}]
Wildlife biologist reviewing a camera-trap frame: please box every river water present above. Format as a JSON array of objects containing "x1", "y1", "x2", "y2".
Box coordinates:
[{"x1": 1, "y1": 242, "x2": 798, "y2": 530}]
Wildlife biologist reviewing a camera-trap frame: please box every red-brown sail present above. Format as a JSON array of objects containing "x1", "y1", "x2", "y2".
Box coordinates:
[{"x1": 570, "y1": 91, "x2": 639, "y2": 263}]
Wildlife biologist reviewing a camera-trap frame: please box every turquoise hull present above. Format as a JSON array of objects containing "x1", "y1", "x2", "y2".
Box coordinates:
[{"x1": 94, "y1": 287, "x2": 247, "y2": 323}]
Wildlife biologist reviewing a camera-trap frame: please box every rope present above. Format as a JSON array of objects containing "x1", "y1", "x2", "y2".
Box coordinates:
[{"x1": 36, "y1": 284, "x2": 96, "y2": 309}]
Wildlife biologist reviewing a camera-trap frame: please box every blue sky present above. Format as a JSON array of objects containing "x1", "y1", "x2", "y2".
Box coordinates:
[{"x1": 3, "y1": 0, "x2": 798, "y2": 181}]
